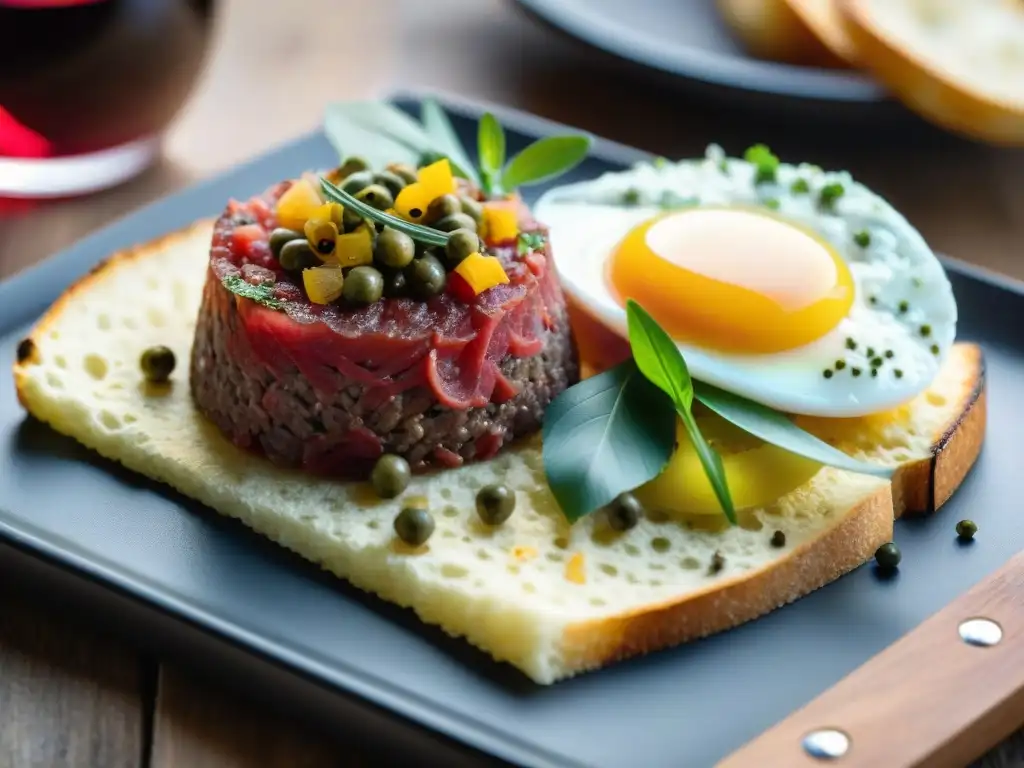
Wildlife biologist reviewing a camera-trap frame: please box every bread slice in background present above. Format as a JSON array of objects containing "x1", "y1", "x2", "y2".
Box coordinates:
[
  {"x1": 842, "y1": 0, "x2": 1024, "y2": 144},
  {"x1": 12, "y1": 224, "x2": 984, "y2": 683},
  {"x1": 786, "y1": 0, "x2": 859, "y2": 65},
  {"x1": 717, "y1": 0, "x2": 851, "y2": 68}
]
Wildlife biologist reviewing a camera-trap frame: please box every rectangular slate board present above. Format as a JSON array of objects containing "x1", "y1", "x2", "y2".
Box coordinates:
[{"x1": 0, "y1": 92, "x2": 1021, "y2": 768}]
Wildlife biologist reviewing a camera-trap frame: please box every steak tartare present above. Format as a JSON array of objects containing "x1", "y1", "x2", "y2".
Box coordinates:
[{"x1": 190, "y1": 171, "x2": 578, "y2": 477}]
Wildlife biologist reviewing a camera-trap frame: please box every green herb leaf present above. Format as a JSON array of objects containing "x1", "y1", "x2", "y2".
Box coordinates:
[
  {"x1": 693, "y1": 382, "x2": 895, "y2": 478},
  {"x1": 542, "y1": 360, "x2": 676, "y2": 523},
  {"x1": 744, "y1": 144, "x2": 779, "y2": 185},
  {"x1": 477, "y1": 112, "x2": 506, "y2": 195},
  {"x1": 501, "y1": 135, "x2": 592, "y2": 191},
  {"x1": 222, "y1": 275, "x2": 283, "y2": 310},
  {"x1": 420, "y1": 99, "x2": 480, "y2": 185},
  {"x1": 819, "y1": 182, "x2": 845, "y2": 211},
  {"x1": 516, "y1": 231, "x2": 547, "y2": 256},
  {"x1": 320, "y1": 178, "x2": 449, "y2": 247},
  {"x1": 324, "y1": 101, "x2": 432, "y2": 171},
  {"x1": 626, "y1": 300, "x2": 736, "y2": 524}
]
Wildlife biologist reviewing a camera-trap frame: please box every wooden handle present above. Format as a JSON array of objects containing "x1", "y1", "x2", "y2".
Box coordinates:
[{"x1": 718, "y1": 551, "x2": 1024, "y2": 768}]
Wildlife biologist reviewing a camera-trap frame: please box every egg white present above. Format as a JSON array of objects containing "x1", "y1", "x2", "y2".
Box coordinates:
[{"x1": 534, "y1": 146, "x2": 958, "y2": 418}]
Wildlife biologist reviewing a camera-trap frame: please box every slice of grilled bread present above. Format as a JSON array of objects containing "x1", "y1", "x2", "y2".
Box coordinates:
[
  {"x1": 717, "y1": 0, "x2": 854, "y2": 67},
  {"x1": 12, "y1": 223, "x2": 984, "y2": 683},
  {"x1": 842, "y1": 0, "x2": 1024, "y2": 144}
]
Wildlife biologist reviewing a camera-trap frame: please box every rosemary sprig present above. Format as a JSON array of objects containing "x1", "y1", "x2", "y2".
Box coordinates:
[{"x1": 320, "y1": 178, "x2": 450, "y2": 247}]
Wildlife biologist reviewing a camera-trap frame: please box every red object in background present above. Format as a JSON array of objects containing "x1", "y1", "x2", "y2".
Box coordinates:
[{"x1": 0, "y1": 0, "x2": 216, "y2": 195}]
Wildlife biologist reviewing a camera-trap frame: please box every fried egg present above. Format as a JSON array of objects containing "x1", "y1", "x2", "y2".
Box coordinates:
[{"x1": 534, "y1": 146, "x2": 957, "y2": 417}]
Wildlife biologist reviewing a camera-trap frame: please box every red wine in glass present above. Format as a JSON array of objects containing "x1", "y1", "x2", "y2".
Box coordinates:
[{"x1": 0, "y1": 0, "x2": 215, "y2": 197}]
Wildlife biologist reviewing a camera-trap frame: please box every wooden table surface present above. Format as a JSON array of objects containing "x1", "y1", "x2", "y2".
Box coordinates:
[{"x1": 1, "y1": 1, "x2": 1023, "y2": 766}]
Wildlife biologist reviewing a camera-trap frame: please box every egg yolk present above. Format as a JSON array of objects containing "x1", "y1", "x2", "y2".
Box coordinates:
[{"x1": 608, "y1": 206, "x2": 854, "y2": 353}]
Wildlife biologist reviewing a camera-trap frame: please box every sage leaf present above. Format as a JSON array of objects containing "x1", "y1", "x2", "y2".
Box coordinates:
[
  {"x1": 542, "y1": 361, "x2": 676, "y2": 524},
  {"x1": 694, "y1": 382, "x2": 895, "y2": 478},
  {"x1": 419, "y1": 98, "x2": 479, "y2": 184},
  {"x1": 478, "y1": 112, "x2": 506, "y2": 195},
  {"x1": 501, "y1": 135, "x2": 591, "y2": 191},
  {"x1": 324, "y1": 101, "x2": 430, "y2": 170},
  {"x1": 222, "y1": 275, "x2": 282, "y2": 310},
  {"x1": 626, "y1": 300, "x2": 736, "y2": 524},
  {"x1": 320, "y1": 178, "x2": 449, "y2": 247}
]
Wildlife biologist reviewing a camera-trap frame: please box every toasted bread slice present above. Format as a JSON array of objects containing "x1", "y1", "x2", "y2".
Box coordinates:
[
  {"x1": 842, "y1": 0, "x2": 1024, "y2": 144},
  {"x1": 785, "y1": 0, "x2": 859, "y2": 65},
  {"x1": 717, "y1": 0, "x2": 850, "y2": 68},
  {"x1": 12, "y1": 223, "x2": 983, "y2": 683}
]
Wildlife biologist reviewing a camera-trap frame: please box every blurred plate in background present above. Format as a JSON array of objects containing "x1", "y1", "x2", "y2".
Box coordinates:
[{"x1": 512, "y1": 0, "x2": 885, "y2": 104}]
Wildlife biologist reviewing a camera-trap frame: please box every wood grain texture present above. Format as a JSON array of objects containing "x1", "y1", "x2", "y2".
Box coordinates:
[
  {"x1": 721, "y1": 552, "x2": 1024, "y2": 768},
  {"x1": 0, "y1": 590, "x2": 144, "y2": 768}
]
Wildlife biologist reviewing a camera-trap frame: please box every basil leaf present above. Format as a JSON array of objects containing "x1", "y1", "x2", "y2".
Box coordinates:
[
  {"x1": 626, "y1": 300, "x2": 736, "y2": 524},
  {"x1": 320, "y1": 178, "x2": 449, "y2": 247},
  {"x1": 222, "y1": 275, "x2": 282, "y2": 310},
  {"x1": 501, "y1": 135, "x2": 591, "y2": 191},
  {"x1": 419, "y1": 99, "x2": 480, "y2": 184},
  {"x1": 694, "y1": 382, "x2": 895, "y2": 478},
  {"x1": 542, "y1": 361, "x2": 676, "y2": 524},
  {"x1": 324, "y1": 101, "x2": 431, "y2": 170},
  {"x1": 478, "y1": 112, "x2": 506, "y2": 195}
]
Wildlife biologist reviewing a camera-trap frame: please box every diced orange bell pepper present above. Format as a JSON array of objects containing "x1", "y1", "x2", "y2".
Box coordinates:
[
  {"x1": 335, "y1": 225, "x2": 374, "y2": 268},
  {"x1": 481, "y1": 201, "x2": 519, "y2": 245},
  {"x1": 417, "y1": 158, "x2": 456, "y2": 199},
  {"x1": 394, "y1": 182, "x2": 432, "y2": 222},
  {"x1": 453, "y1": 252, "x2": 510, "y2": 297},
  {"x1": 302, "y1": 266, "x2": 344, "y2": 305},
  {"x1": 276, "y1": 178, "x2": 323, "y2": 231}
]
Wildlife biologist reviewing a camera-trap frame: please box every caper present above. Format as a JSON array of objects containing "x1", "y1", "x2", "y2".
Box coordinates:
[
  {"x1": 140, "y1": 345, "x2": 176, "y2": 383},
  {"x1": 374, "y1": 227, "x2": 416, "y2": 269},
  {"x1": 606, "y1": 492, "x2": 642, "y2": 532},
  {"x1": 342, "y1": 207, "x2": 365, "y2": 232},
  {"x1": 373, "y1": 170, "x2": 407, "y2": 198},
  {"x1": 370, "y1": 454, "x2": 411, "y2": 499},
  {"x1": 433, "y1": 213, "x2": 477, "y2": 234},
  {"x1": 407, "y1": 254, "x2": 447, "y2": 299},
  {"x1": 387, "y1": 163, "x2": 419, "y2": 185},
  {"x1": 354, "y1": 184, "x2": 394, "y2": 211},
  {"x1": 341, "y1": 171, "x2": 374, "y2": 195},
  {"x1": 444, "y1": 228, "x2": 482, "y2": 268},
  {"x1": 425, "y1": 194, "x2": 461, "y2": 223},
  {"x1": 956, "y1": 519, "x2": 978, "y2": 541},
  {"x1": 476, "y1": 484, "x2": 515, "y2": 526},
  {"x1": 874, "y1": 542, "x2": 901, "y2": 570},
  {"x1": 279, "y1": 239, "x2": 317, "y2": 271},
  {"x1": 459, "y1": 196, "x2": 484, "y2": 224},
  {"x1": 269, "y1": 228, "x2": 303, "y2": 258},
  {"x1": 342, "y1": 266, "x2": 384, "y2": 305},
  {"x1": 382, "y1": 268, "x2": 408, "y2": 298},
  {"x1": 394, "y1": 505, "x2": 435, "y2": 547},
  {"x1": 335, "y1": 156, "x2": 370, "y2": 180}
]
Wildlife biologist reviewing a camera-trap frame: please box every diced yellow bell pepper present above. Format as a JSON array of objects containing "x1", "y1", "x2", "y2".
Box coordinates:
[
  {"x1": 481, "y1": 201, "x2": 519, "y2": 244},
  {"x1": 276, "y1": 178, "x2": 323, "y2": 231},
  {"x1": 303, "y1": 203, "x2": 344, "y2": 262},
  {"x1": 306, "y1": 202, "x2": 343, "y2": 228},
  {"x1": 302, "y1": 266, "x2": 344, "y2": 305},
  {"x1": 394, "y1": 182, "x2": 432, "y2": 222},
  {"x1": 335, "y1": 225, "x2": 374, "y2": 268},
  {"x1": 453, "y1": 252, "x2": 510, "y2": 295},
  {"x1": 417, "y1": 158, "x2": 456, "y2": 199}
]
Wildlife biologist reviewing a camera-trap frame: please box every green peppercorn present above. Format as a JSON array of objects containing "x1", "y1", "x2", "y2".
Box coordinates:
[
  {"x1": 140, "y1": 345, "x2": 176, "y2": 383},
  {"x1": 606, "y1": 492, "x2": 642, "y2": 532},
  {"x1": 372, "y1": 171, "x2": 406, "y2": 198},
  {"x1": 874, "y1": 542, "x2": 901, "y2": 570},
  {"x1": 476, "y1": 484, "x2": 516, "y2": 526},
  {"x1": 433, "y1": 213, "x2": 477, "y2": 233},
  {"x1": 370, "y1": 454, "x2": 411, "y2": 499},
  {"x1": 387, "y1": 163, "x2": 419, "y2": 185},
  {"x1": 279, "y1": 239, "x2": 317, "y2": 271},
  {"x1": 382, "y1": 268, "x2": 408, "y2": 298},
  {"x1": 459, "y1": 196, "x2": 484, "y2": 224},
  {"x1": 770, "y1": 530, "x2": 786, "y2": 548},
  {"x1": 956, "y1": 519, "x2": 978, "y2": 541},
  {"x1": 374, "y1": 227, "x2": 416, "y2": 269},
  {"x1": 407, "y1": 254, "x2": 447, "y2": 299},
  {"x1": 444, "y1": 228, "x2": 482, "y2": 268},
  {"x1": 355, "y1": 184, "x2": 395, "y2": 211},
  {"x1": 343, "y1": 266, "x2": 384, "y2": 305},
  {"x1": 394, "y1": 505, "x2": 435, "y2": 547},
  {"x1": 269, "y1": 228, "x2": 303, "y2": 258},
  {"x1": 341, "y1": 171, "x2": 374, "y2": 195},
  {"x1": 425, "y1": 194, "x2": 462, "y2": 223}
]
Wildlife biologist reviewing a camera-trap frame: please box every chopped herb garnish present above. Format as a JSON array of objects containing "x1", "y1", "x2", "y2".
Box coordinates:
[
  {"x1": 622, "y1": 187, "x2": 641, "y2": 206},
  {"x1": 819, "y1": 183, "x2": 845, "y2": 211},
  {"x1": 764, "y1": 197, "x2": 780, "y2": 210},
  {"x1": 221, "y1": 275, "x2": 283, "y2": 310},
  {"x1": 898, "y1": 300, "x2": 909, "y2": 314},
  {"x1": 718, "y1": 158, "x2": 729, "y2": 174},
  {"x1": 866, "y1": 347, "x2": 876, "y2": 358},
  {"x1": 872, "y1": 356, "x2": 884, "y2": 368},
  {"x1": 835, "y1": 360, "x2": 846, "y2": 370},
  {"x1": 660, "y1": 191, "x2": 700, "y2": 210},
  {"x1": 845, "y1": 337, "x2": 857, "y2": 350},
  {"x1": 653, "y1": 156, "x2": 669, "y2": 169},
  {"x1": 920, "y1": 324, "x2": 932, "y2": 337},
  {"x1": 869, "y1": 296, "x2": 878, "y2": 306},
  {"x1": 884, "y1": 350, "x2": 894, "y2": 359},
  {"x1": 912, "y1": 277, "x2": 923, "y2": 288},
  {"x1": 871, "y1": 368, "x2": 879, "y2": 378},
  {"x1": 744, "y1": 144, "x2": 779, "y2": 185},
  {"x1": 790, "y1": 178, "x2": 810, "y2": 195},
  {"x1": 517, "y1": 231, "x2": 547, "y2": 256},
  {"x1": 854, "y1": 230, "x2": 871, "y2": 248},
  {"x1": 931, "y1": 344, "x2": 941, "y2": 355},
  {"x1": 894, "y1": 369, "x2": 904, "y2": 379},
  {"x1": 851, "y1": 367, "x2": 862, "y2": 377},
  {"x1": 823, "y1": 369, "x2": 834, "y2": 379}
]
